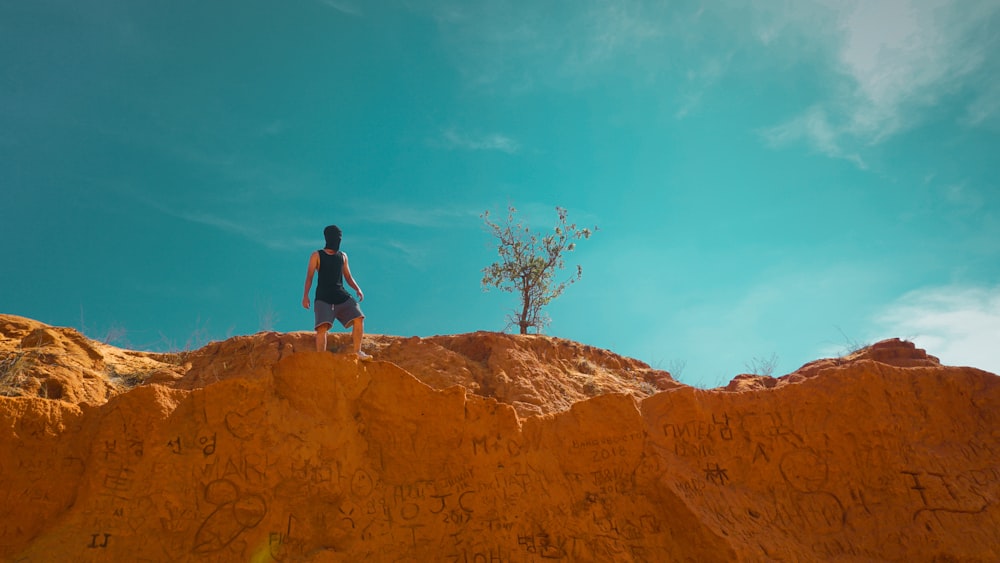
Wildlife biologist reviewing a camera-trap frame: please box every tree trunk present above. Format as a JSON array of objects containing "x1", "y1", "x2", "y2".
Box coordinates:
[{"x1": 520, "y1": 283, "x2": 531, "y2": 334}]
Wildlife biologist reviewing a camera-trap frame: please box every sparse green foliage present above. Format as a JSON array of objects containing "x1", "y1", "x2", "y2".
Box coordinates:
[
  {"x1": 481, "y1": 205, "x2": 595, "y2": 334},
  {"x1": 744, "y1": 353, "x2": 779, "y2": 377}
]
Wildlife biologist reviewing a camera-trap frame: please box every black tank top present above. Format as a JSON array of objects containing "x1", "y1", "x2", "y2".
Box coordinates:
[{"x1": 316, "y1": 250, "x2": 351, "y2": 305}]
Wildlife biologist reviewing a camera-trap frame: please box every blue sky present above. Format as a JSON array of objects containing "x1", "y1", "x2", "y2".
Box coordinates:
[{"x1": 2, "y1": 0, "x2": 998, "y2": 387}]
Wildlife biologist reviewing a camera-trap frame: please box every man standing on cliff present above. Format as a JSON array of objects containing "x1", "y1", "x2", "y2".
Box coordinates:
[{"x1": 302, "y1": 225, "x2": 371, "y2": 359}]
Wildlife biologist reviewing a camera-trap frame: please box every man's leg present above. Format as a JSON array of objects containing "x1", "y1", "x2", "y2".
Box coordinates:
[
  {"x1": 351, "y1": 317, "x2": 364, "y2": 354},
  {"x1": 315, "y1": 323, "x2": 330, "y2": 352}
]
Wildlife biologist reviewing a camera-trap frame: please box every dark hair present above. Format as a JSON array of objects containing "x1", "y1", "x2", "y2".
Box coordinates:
[{"x1": 323, "y1": 225, "x2": 342, "y2": 251}]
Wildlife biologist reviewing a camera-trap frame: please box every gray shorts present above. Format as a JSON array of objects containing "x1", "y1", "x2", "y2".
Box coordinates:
[{"x1": 314, "y1": 298, "x2": 364, "y2": 329}]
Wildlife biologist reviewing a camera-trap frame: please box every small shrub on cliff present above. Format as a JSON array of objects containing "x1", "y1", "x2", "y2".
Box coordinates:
[
  {"x1": 836, "y1": 326, "x2": 870, "y2": 356},
  {"x1": 481, "y1": 205, "x2": 595, "y2": 334},
  {"x1": 0, "y1": 349, "x2": 33, "y2": 396},
  {"x1": 106, "y1": 365, "x2": 153, "y2": 390},
  {"x1": 656, "y1": 358, "x2": 686, "y2": 380},
  {"x1": 744, "y1": 353, "x2": 779, "y2": 377},
  {"x1": 639, "y1": 381, "x2": 658, "y2": 396}
]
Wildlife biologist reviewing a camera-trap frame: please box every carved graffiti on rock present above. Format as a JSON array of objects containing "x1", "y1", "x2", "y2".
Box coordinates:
[{"x1": 192, "y1": 479, "x2": 267, "y2": 554}]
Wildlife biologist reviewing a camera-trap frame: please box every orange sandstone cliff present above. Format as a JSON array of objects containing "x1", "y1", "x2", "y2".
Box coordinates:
[{"x1": 1, "y1": 313, "x2": 998, "y2": 561}]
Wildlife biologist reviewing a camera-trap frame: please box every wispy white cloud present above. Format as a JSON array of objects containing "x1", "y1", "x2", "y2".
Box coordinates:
[
  {"x1": 873, "y1": 284, "x2": 1000, "y2": 374},
  {"x1": 130, "y1": 193, "x2": 313, "y2": 251},
  {"x1": 761, "y1": 0, "x2": 1000, "y2": 162},
  {"x1": 833, "y1": 0, "x2": 989, "y2": 140},
  {"x1": 166, "y1": 209, "x2": 312, "y2": 251},
  {"x1": 173, "y1": 210, "x2": 258, "y2": 239},
  {"x1": 421, "y1": 0, "x2": 998, "y2": 136},
  {"x1": 963, "y1": 80, "x2": 1000, "y2": 127},
  {"x1": 942, "y1": 181, "x2": 985, "y2": 212},
  {"x1": 577, "y1": 0, "x2": 664, "y2": 64},
  {"x1": 761, "y1": 105, "x2": 867, "y2": 168},
  {"x1": 675, "y1": 53, "x2": 732, "y2": 119},
  {"x1": 415, "y1": 0, "x2": 673, "y2": 91},
  {"x1": 259, "y1": 120, "x2": 287, "y2": 137},
  {"x1": 350, "y1": 201, "x2": 482, "y2": 228},
  {"x1": 385, "y1": 240, "x2": 429, "y2": 269},
  {"x1": 438, "y1": 128, "x2": 520, "y2": 154},
  {"x1": 321, "y1": 0, "x2": 362, "y2": 16}
]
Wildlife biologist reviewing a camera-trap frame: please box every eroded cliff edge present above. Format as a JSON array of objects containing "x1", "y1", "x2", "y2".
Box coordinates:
[{"x1": 1, "y1": 315, "x2": 998, "y2": 561}]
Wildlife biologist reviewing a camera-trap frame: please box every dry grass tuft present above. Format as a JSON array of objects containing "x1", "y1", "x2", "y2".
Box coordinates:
[
  {"x1": 106, "y1": 365, "x2": 155, "y2": 390},
  {"x1": 0, "y1": 348, "x2": 34, "y2": 397}
]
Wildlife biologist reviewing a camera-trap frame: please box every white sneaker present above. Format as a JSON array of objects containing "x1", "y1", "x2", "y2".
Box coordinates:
[{"x1": 357, "y1": 350, "x2": 372, "y2": 361}]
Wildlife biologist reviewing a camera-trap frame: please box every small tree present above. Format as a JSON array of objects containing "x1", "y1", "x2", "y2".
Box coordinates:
[{"x1": 481, "y1": 205, "x2": 595, "y2": 334}]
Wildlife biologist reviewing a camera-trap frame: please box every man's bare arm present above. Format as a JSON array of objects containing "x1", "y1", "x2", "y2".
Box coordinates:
[
  {"x1": 302, "y1": 252, "x2": 319, "y2": 309},
  {"x1": 342, "y1": 253, "x2": 364, "y2": 302}
]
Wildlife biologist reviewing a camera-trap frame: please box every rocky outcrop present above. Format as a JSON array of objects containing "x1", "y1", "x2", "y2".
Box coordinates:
[
  {"x1": 0, "y1": 315, "x2": 184, "y2": 404},
  {"x1": 1, "y1": 315, "x2": 998, "y2": 561},
  {"x1": 1, "y1": 314, "x2": 676, "y2": 418}
]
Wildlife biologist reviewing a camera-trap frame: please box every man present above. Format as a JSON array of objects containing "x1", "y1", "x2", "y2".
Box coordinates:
[{"x1": 302, "y1": 225, "x2": 371, "y2": 359}]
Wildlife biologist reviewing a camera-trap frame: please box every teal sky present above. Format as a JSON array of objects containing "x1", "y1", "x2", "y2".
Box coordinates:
[{"x1": 3, "y1": 0, "x2": 999, "y2": 387}]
